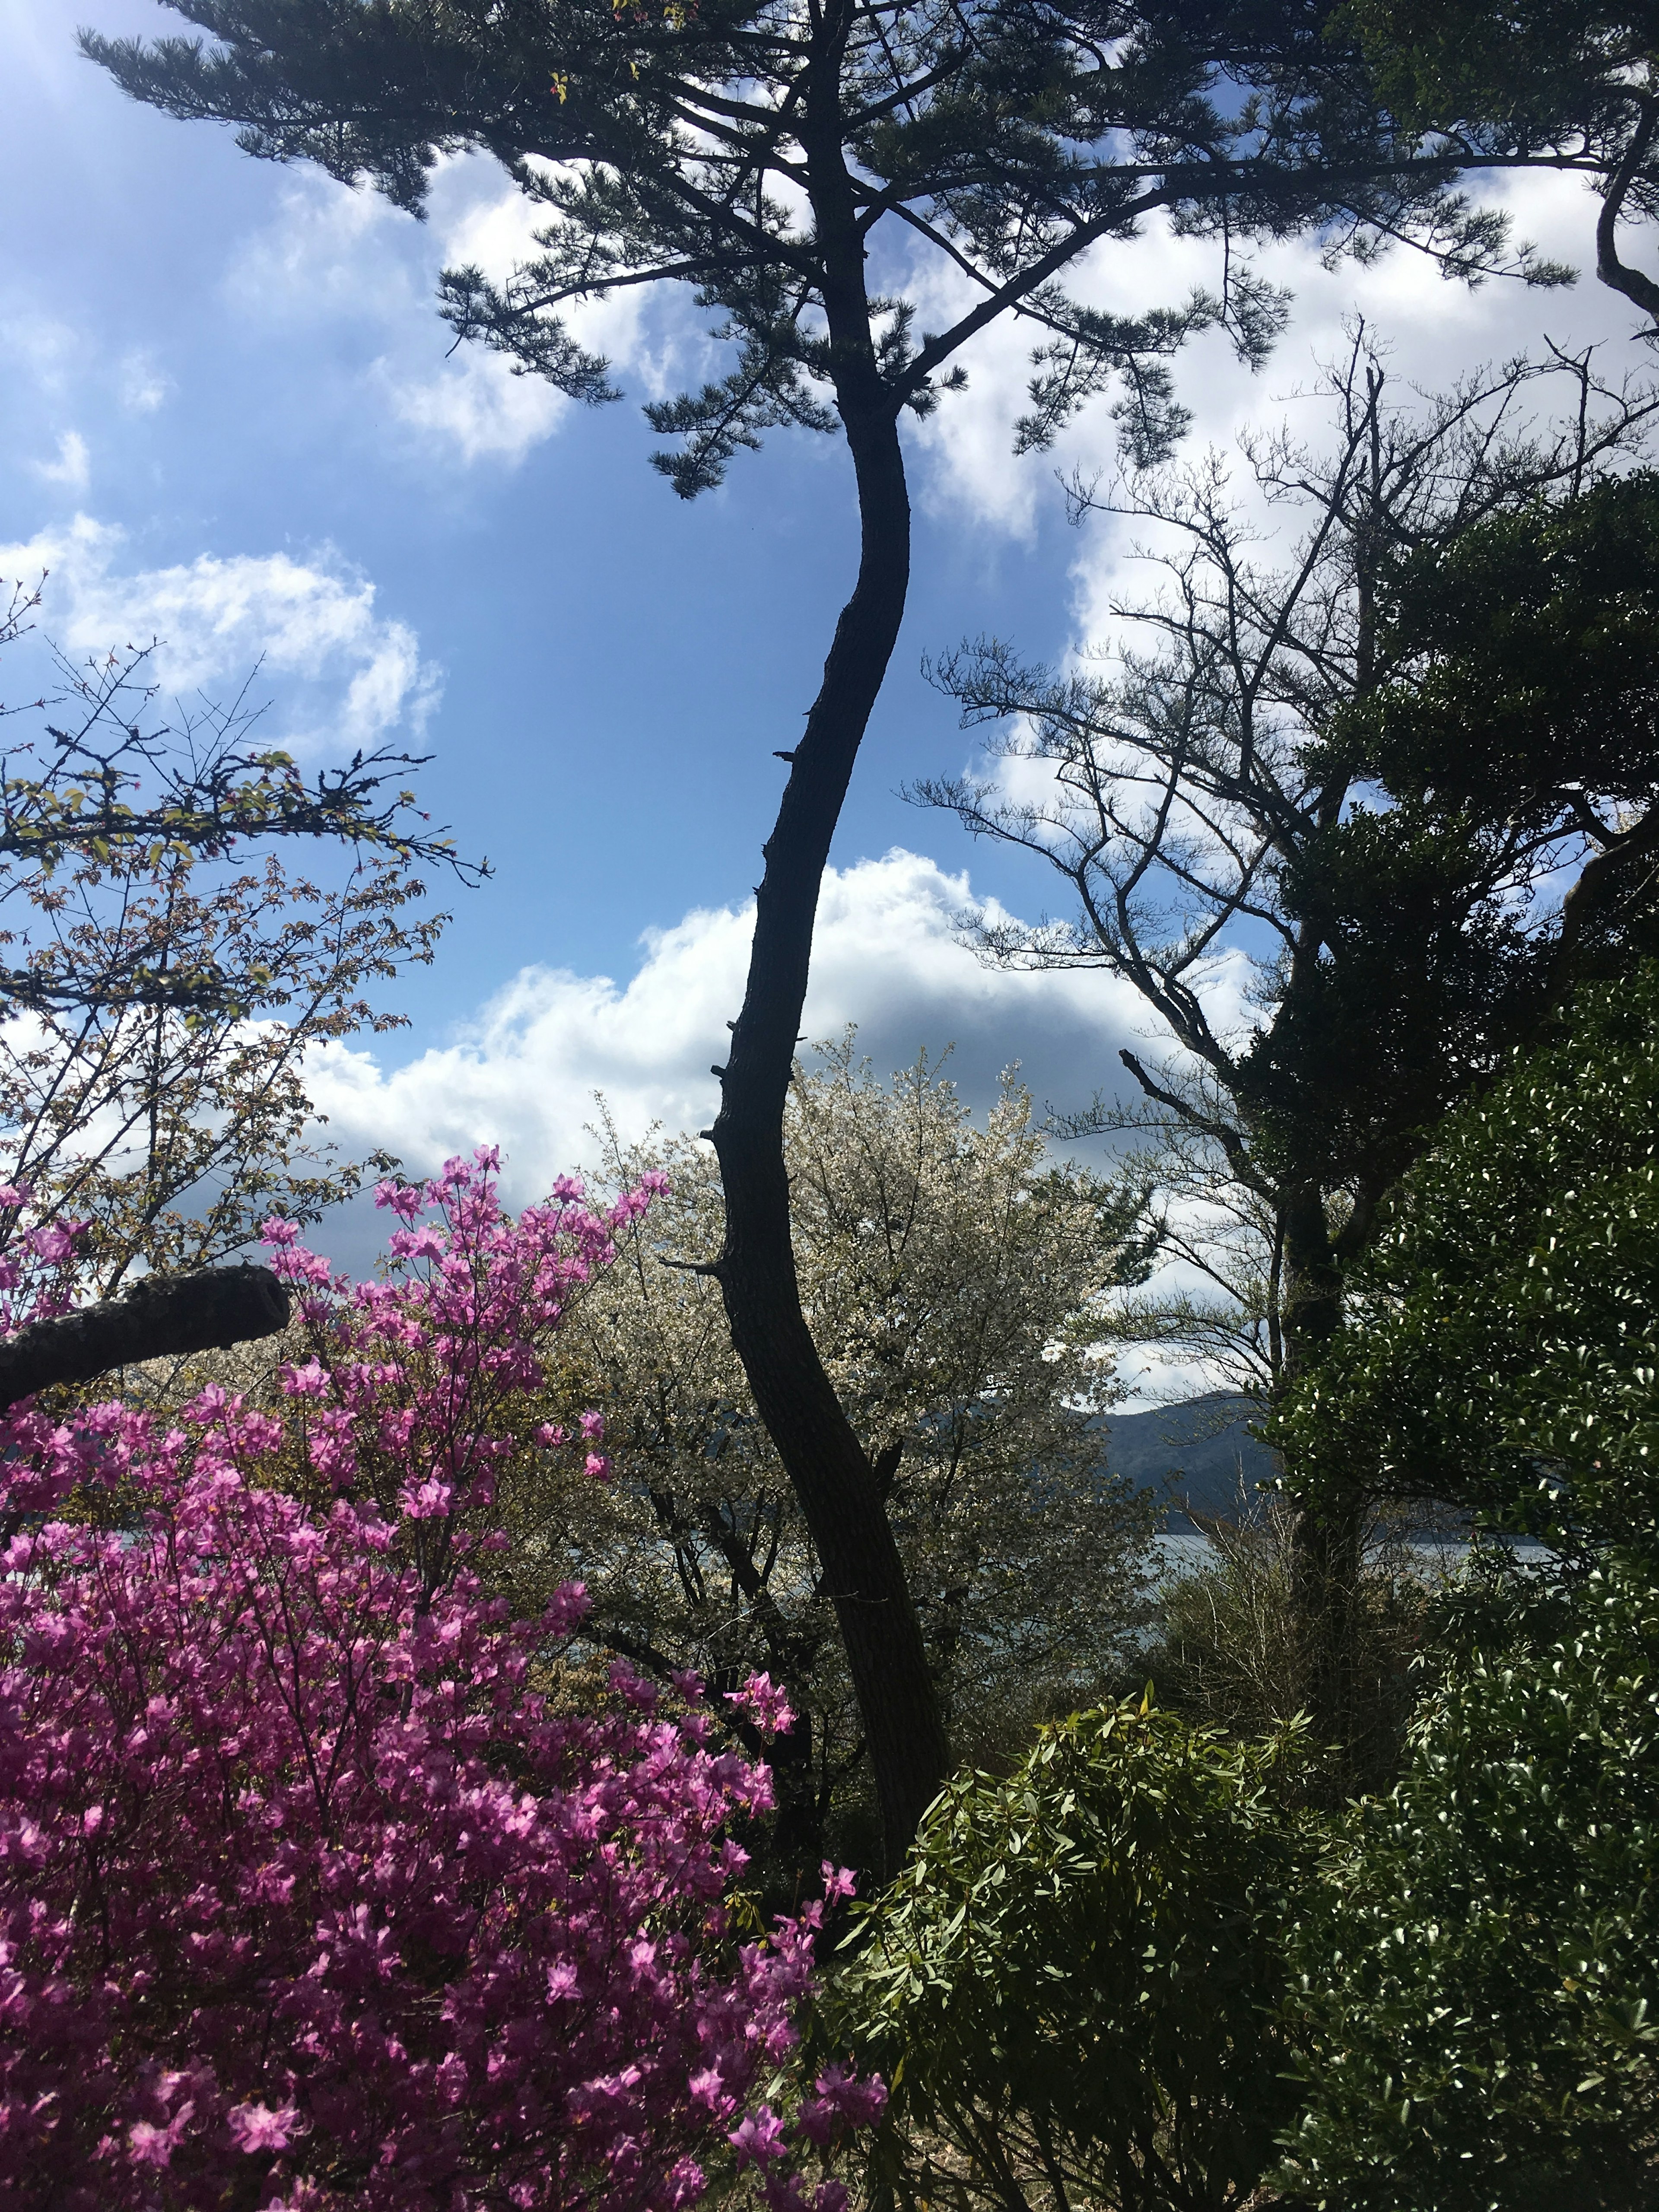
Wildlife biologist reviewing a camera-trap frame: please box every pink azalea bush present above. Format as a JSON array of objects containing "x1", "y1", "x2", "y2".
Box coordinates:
[{"x1": 0, "y1": 1152, "x2": 881, "y2": 2209}]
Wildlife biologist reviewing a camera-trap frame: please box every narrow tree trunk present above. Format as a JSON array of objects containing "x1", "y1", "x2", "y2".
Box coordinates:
[
  {"x1": 708, "y1": 392, "x2": 950, "y2": 1869},
  {"x1": 1278, "y1": 1186, "x2": 1364, "y2": 1783}
]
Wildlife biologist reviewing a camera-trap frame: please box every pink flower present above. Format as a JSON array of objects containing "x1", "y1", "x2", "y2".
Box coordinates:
[
  {"x1": 0, "y1": 1145, "x2": 880, "y2": 2212},
  {"x1": 397, "y1": 1477, "x2": 454, "y2": 1519},
  {"x1": 728, "y1": 2105, "x2": 788, "y2": 2170},
  {"x1": 27, "y1": 1221, "x2": 80, "y2": 1265},
  {"x1": 820, "y1": 1862, "x2": 858, "y2": 1905},
  {"x1": 372, "y1": 1178, "x2": 426, "y2": 1220},
  {"x1": 666, "y1": 2155, "x2": 706, "y2": 2206},
  {"x1": 278, "y1": 1358, "x2": 330, "y2": 1400},
  {"x1": 812, "y1": 2063, "x2": 887, "y2": 2128},
  {"x1": 726, "y1": 1672, "x2": 798, "y2": 1738},
  {"x1": 126, "y1": 2101, "x2": 195, "y2": 2168},
  {"x1": 227, "y1": 2101, "x2": 299, "y2": 2153}
]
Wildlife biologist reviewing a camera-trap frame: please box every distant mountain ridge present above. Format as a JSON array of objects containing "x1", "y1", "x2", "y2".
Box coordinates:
[{"x1": 1093, "y1": 1392, "x2": 1280, "y2": 1532}]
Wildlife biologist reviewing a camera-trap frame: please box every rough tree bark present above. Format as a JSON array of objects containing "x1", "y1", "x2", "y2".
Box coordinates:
[
  {"x1": 709, "y1": 398, "x2": 949, "y2": 1865},
  {"x1": 0, "y1": 1264, "x2": 291, "y2": 1410},
  {"x1": 1278, "y1": 1186, "x2": 1365, "y2": 1782}
]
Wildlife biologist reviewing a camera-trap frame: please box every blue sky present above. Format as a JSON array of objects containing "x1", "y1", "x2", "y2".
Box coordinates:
[{"x1": 4, "y1": 0, "x2": 1655, "y2": 1233}]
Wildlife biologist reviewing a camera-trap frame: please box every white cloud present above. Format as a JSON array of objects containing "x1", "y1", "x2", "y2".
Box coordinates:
[
  {"x1": 909, "y1": 170, "x2": 1659, "y2": 905},
  {"x1": 118, "y1": 353, "x2": 172, "y2": 416},
  {"x1": 906, "y1": 167, "x2": 1652, "y2": 552},
  {"x1": 226, "y1": 158, "x2": 678, "y2": 470},
  {"x1": 226, "y1": 170, "x2": 412, "y2": 325},
  {"x1": 0, "y1": 516, "x2": 440, "y2": 753},
  {"x1": 302, "y1": 848, "x2": 1159, "y2": 1201},
  {"x1": 377, "y1": 345, "x2": 573, "y2": 467},
  {"x1": 32, "y1": 431, "x2": 89, "y2": 491}
]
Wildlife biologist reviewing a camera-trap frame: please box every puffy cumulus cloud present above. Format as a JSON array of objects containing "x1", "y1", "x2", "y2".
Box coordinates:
[
  {"x1": 227, "y1": 157, "x2": 680, "y2": 470},
  {"x1": 301, "y1": 848, "x2": 1160, "y2": 1206},
  {"x1": 0, "y1": 515, "x2": 439, "y2": 754}
]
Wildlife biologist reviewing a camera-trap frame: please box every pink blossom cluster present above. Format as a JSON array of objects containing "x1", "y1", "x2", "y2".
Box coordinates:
[
  {"x1": 0, "y1": 1152, "x2": 880, "y2": 2209},
  {"x1": 262, "y1": 1147, "x2": 670, "y2": 1537},
  {"x1": 0, "y1": 1180, "x2": 89, "y2": 1329},
  {"x1": 0, "y1": 1150, "x2": 634, "y2": 1535}
]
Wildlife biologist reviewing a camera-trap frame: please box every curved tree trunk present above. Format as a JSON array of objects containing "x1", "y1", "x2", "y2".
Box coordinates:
[
  {"x1": 708, "y1": 384, "x2": 950, "y2": 1869},
  {"x1": 702, "y1": 11, "x2": 950, "y2": 1871}
]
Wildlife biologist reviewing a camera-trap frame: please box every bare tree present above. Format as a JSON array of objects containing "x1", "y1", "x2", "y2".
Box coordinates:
[
  {"x1": 0, "y1": 578, "x2": 470, "y2": 1395},
  {"x1": 922, "y1": 330, "x2": 1659, "y2": 1378},
  {"x1": 916, "y1": 331, "x2": 1659, "y2": 1756}
]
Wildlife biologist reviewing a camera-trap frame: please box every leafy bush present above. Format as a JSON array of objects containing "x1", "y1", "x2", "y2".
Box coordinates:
[
  {"x1": 1278, "y1": 1554, "x2": 1659, "y2": 2212},
  {"x1": 821, "y1": 1699, "x2": 1320, "y2": 2212},
  {"x1": 1271, "y1": 960, "x2": 1659, "y2": 1548},
  {"x1": 0, "y1": 1156, "x2": 879, "y2": 2209}
]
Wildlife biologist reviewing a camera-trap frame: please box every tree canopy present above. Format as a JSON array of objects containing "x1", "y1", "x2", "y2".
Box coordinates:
[
  {"x1": 0, "y1": 576, "x2": 466, "y2": 1394},
  {"x1": 83, "y1": 0, "x2": 1543, "y2": 495},
  {"x1": 1271, "y1": 957, "x2": 1659, "y2": 1551},
  {"x1": 1340, "y1": 0, "x2": 1659, "y2": 324}
]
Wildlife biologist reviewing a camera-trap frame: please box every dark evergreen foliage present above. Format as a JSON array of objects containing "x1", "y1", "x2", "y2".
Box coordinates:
[
  {"x1": 1271, "y1": 957, "x2": 1659, "y2": 1548},
  {"x1": 1341, "y1": 0, "x2": 1659, "y2": 324},
  {"x1": 1278, "y1": 1556, "x2": 1659, "y2": 2211}
]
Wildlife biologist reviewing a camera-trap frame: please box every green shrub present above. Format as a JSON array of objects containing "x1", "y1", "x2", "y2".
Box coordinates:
[
  {"x1": 1277, "y1": 1553, "x2": 1659, "y2": 2212},
  {"x1": 1270, "y1": 961, "x2": 1659, "y2": 1551},
  {"x1": 821, "y1": 1699, "x2": 1321, "y2": 2212}
]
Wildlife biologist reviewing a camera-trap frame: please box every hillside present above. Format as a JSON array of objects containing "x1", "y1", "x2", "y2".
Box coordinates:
[{"x1": 1094, "y1": 1393, "x2": 1280, "y2": 1531}]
